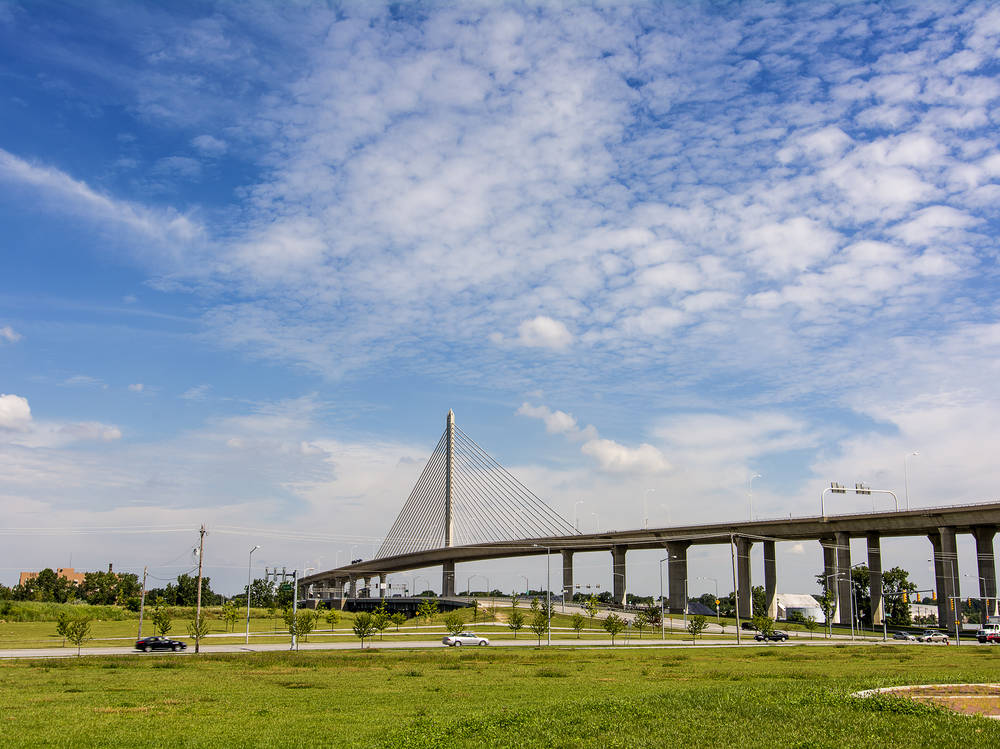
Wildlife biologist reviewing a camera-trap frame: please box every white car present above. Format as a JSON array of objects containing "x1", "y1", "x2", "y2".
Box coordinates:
[
  {"x1": 442, "y1": 631, "x2": 489, "y2": 647},
  {"x1": 917, "y1": 630, "x2": 949, "y2": 643}
]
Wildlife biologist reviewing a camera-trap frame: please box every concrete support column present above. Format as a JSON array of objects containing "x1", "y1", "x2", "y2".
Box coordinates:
[
  {"x1": 973, "y1": 526, "x2": 998, "y2": 618},
  {"x1": 561, "y1": 550, "x2": 574, "y2": 603},
  {"x1": 612, "y1": 546, "x2": 627, "y2": 606},
  {"x1": 867, "y1": 533, "x2": 884, "y2": 626},
  {"x1": 363, "y1": 577, "x2": 372, "y2": 598},
  {"x1": 930, "y1": 527, "x2": 959, "y2": 634},
  {"x1": 822, "y1": 539, "x2": 837, "y2": 624},
  {"x1": 835, "y1": 532, "x2": 852, "y2": 626},
  {"x1": 442, "y1": 561, "x2": 456, "y2": 597},
  {"x1": 667, "y1": 541, "x2": 691, "y2": 614},
  {"x1": 763, "y1": 540, "x2": 777, "y2": 620},
  {"x1": 736, "y1": 537, "x2": 753, "y2": 619},
  {"x1": 378, "y1": 574, "x2": 386, "y2": 599}
]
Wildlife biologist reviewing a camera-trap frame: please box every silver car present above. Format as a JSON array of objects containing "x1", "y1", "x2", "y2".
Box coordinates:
[
  {"x1": 917, "y1": 630, "x2": 949, "y2": 643},
  {"x1": 442, "y1": 631, "x2": 489, "y2": 647},
  {"x1": 891, "y1": 632, "x2": 916, "y2": 641}
]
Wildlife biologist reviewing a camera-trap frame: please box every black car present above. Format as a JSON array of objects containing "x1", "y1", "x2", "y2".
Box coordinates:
[
  {"x1": 754, "y1": 630, "x2": 789, "y2": 642},
  {"x1": 135, "y1": 636, "x2": 187, "y2": 652}
]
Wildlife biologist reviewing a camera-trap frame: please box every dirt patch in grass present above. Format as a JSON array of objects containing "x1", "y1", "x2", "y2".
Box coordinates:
[{"x1": 856, "y1": 684, "x2": 1000, "y2": 719}]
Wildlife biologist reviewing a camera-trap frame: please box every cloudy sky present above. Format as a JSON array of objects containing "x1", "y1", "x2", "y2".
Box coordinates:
[{"x1": 1, "y1": 1, "x2": 999, "y2": 597}]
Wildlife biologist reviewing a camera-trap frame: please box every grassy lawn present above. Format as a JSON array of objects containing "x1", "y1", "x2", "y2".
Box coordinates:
[{"x1": 1, "y1": 645, "x2": 998, "y2": 746}]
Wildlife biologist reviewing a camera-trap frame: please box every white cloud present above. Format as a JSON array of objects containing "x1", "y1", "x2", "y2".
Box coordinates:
[
  {"x1": 0, "y1": 393, "x2": 121, "y2": 447},
  {"x1": 191, "y1": 134, "x2": 227, "y2": 155},
  {"x1": 180, "y1": 385, "x2": 211, "y2": 401},
  {"x1": 514, "y1": 316, "x2": 573, "y2": 351},
  {"x1": 581, "y1": 438, "x2": 670, "y2": 474},
  {"x1": 742, "y1": 217, "x2": 841, "y2": 276},
  {"x1": 516, "y1": 403, "x2": 596, "y2": 442},
  {"x1": 0, "y1": 394, "x2": 32, "y2": 431},
  {"x1": 0, "y1": 326, "x2": 22, "y2": 343}
]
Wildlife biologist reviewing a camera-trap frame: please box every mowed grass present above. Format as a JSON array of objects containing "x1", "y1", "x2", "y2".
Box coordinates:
[{"x1": 1, "y1": 646, "x2": 999, "y2": 747}]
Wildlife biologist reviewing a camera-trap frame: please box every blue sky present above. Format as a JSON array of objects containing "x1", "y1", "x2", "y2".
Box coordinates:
[{"x1": 2, "y1": 1, "x2": 999, "y2": 597}]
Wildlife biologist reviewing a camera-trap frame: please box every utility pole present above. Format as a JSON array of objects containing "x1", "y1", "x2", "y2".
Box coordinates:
[
  {"x1": 137, "y1": 566, "x2": 148, "y2": 639},
  {"x1": 195, "y1": 524, "x2": 205, "y2": 654}
]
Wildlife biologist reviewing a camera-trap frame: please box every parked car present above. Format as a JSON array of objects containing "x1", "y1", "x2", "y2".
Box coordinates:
[
  {"x1": 135, "y1": 636, "x2": 187, "y2": 652},
  {"x1": 916, "y1": 630, "x2": 949, "y2": 643},
  {"x1": 985, "y1": 632, "x2": 1000, "y2": 644},
  {"x1": 442, "y1": 632, "x2": 489, "y2": 647},
  {"x1": 976, "y1": 623, "x2": 1000, "y2": 643},
  {"x1": 891, "y1": 631, "x2": 917, "y2": 641},
  {"x1": 754, "y1": 630, "x2": 789, "y2": 642}
]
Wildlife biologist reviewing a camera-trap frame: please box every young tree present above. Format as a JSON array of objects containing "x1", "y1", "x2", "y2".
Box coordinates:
[
  {"x1": 352, "y1": 612, "x2": 376, "y2": 648},
  {"x1": 325, "y1": 607, "x2": 342, "y2": 628},
  {"x1": 883, "y1": 567, "x2": 918, "y2": 626},
  {"x1": 529, "y1": 608, "x2": 549, "y2": 645},
  {"x1": 390, "y1": 612, "x2": 407, "y2": 631},
  {"x1": 642, "y1": 603, "x2": 662, "y2": 627},
  {"x1": 816, "y1": 590, "x2": 836, "y2": 637},
  {"x1": 686, "y1": 615, "x2": 708, "y2": 643},
  {"x1": 372, "y1": 602, "x2": 391, "y2": 640},
  {"x1": 751, "y1": 586, "x2": 767, "y2": 617},
  {"x1": 803, "y1": 615, "x2": 819, "y2": 639},
  {"x1": 188, "y1": 611, "x2": 211, "y2": 653},
  {"x1": 530, "y1": 597, "x2": 540, "y2": 613},
  {"x1": 417, "y1": 598, "x2": 439, "y2": 623},
  {"x1": 65, "y1": 616, "x2": 92, "y2": 656},
  {"x1": 470, "y1": 599, "x2": 479, "y2": 622},
  {"x1": 443, "y1": 610, "x2": 465, "y2": 635},
  {"x1": 633, "y1": 611, "x2": 649, "y2": 639},
  {"x1": 56, "y1": 611, "x2": 72, "y2": 647},
  {"x1": 510, "y1": 593, "x2": 520, "y2": 609},
  {"x1": 507, "y1": 609, "x2": 525, "y2": 639},
  {"x1": 585, "y1": 596, "x2": 600, "y2": 625},
  {"x1": 151, "y1": 601, "x2": 172, "y2": 636},
  {"x1": 571, "y1": 612, "x2": 586, "y2": 639},
  {"x1": 296, "y1": 610, "x2": 316, "y2": 642},
  {"x1": 603, "y1": 613, "x2": 626, "y2": 644},
  {"x1": 751, "y1": 614, "x2": 775, "y2": 637},
  {"x1": 221, "y1": 600, "x2": 241, "y2": 632}
]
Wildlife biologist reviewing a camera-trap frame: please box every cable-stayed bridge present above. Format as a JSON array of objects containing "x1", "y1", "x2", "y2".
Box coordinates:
[{"x1": 302, "y1": 411, "x2": 1000, "y2": 634}]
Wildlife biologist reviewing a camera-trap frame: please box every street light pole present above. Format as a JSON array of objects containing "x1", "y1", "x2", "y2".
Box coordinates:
[
  {"x1": 659, "y1": 558, "x2": 668, "y2": 640},
  {"x1": 246, "y1": 545, "x2": 260, "y2": 645},
  {"x1": 574, "y1": 501, "x2": 584, "y2": 531},
  {"x1": 532, "y1": 545, "x2": 552, "y2": 645}
]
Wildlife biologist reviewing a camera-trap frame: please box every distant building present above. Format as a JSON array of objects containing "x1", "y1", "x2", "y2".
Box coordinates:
[
  {"x1": 777, "y1": 593, "x2": 825, "y2": 623},
  {"x1": 910, "y1": 602, "x2": 937, "y2": 622},
  {"x1": 18, "y1": 567, "x2": 87, "y2": 586}
]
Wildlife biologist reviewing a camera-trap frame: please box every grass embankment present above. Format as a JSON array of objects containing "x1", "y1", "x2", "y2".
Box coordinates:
[{"x1": 1, "y1": 646, "x2": 998, "y2": 746}]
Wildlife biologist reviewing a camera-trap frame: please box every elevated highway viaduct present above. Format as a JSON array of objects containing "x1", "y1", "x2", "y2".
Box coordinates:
[{"x1": 302, "y1": 501, "x2": 1000, "y2": 635}]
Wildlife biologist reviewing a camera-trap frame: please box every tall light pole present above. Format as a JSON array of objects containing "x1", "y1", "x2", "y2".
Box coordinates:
[
  {"x1": 643, "y1": 488, "x2": 655, "y2": 529},
  {"x1": 532, "y1": 544, "x2": 551, "y2": 645},
  {"x1": 574, "y1": 501, "x2": 584, "y2": 531},
  {"x1": 748, "y1": 474, "x2": 762, "y2": 521},
  {"x1": 659, "y1": 558, "x2": 668, "y2": 639},
  {"x1": 245, "y1": 545, "x2": 260, "y2": 645},
  {"x1": 520, "y1": 575, "x2": 529, "y2": 595},
  {"x1": 591, "y1": 512, "x2": 599, "y2": 533},
  {"x1": 904, "y1": 451, "x2": 919, "y2": 510}
]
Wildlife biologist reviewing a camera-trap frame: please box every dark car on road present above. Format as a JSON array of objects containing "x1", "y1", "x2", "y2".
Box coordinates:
[
  {"x1": 754, "y1": 630, "x2": 789, "y2": 642},
  {"x1": 135, "y1": 636, "x2": 187, "y2": 652}
]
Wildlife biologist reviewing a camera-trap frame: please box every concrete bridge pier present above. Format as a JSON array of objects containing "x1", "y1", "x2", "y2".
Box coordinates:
[
  {"x1": 612, "y1": 546, "x2": 627, "y2": 606},
  {"x1": 378, "y1": 574, "x2": 386, "y2": 599},
  {"x1": 835, "y1": 532, "x2": 852, "y2": 626},
  {"x1": 763, "y1": 541, "x2": 777, "y2": 620},
  {"x1": 562, "y1": 550, "x2": 574, "y2": 603},
  {"x1": 736, "y1": 537, "x2": 753, "y2": 619},
  {"x1": 667, "y1": 541, "x2": 690, "y2": 614},
  {"x1": 930, "y1": 527, "x2": 959, "y2": 634},
  {"x1": 973, "y1": 526, "x2": 998, "y2": 618},
  {"x1": 867, "y1": 533, "x2": 883, "y2": 626},
  {"x1": 822, "y1": 539, "x2": 837, "y2": 623},
  {"x1": 442, "y1": 560, "x2": 456, "y2": 597}
]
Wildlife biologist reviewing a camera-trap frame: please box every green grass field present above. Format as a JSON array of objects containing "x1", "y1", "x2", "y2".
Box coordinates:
[{"x1": 1, "y1": 645, "x2": 998, "y2": 747}]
